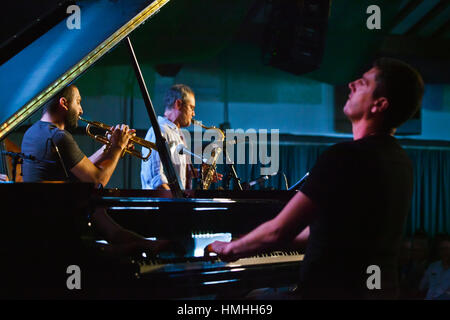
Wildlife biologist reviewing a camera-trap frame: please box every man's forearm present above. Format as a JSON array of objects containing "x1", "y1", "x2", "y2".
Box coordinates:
[
  {"x1": 93, "y1": 146, "x2": 123, "y2": 186},
  {"x1": 92, "y1": 207, "x2": 144, "y2": 244},
  {"x1": 228, "y1": 219, "x2": 283, "y2": 259},
  {"x1": 290, "y1": 226, "x2": 310, "y2": 250},
  {"x1": 88, "y1": 145, "x2": 107, "y2": 165},
  {"x1": 208, "y1": 191, "x2": 316, "y2": 261},
  {"x1": 157, "y1": 183, "x2": 171, "y2": 190}
]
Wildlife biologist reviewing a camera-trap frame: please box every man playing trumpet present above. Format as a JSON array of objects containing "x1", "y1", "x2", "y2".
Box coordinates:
[
  {"x1": 21, "y1": 84, "x2": 176, "y2": 256},
  {"x1": 22, "y1": 84, "x2": 132, "y2": 185}
]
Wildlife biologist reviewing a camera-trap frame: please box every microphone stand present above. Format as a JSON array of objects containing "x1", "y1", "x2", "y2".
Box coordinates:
[
  {"x1": 288, "y1": 172, "x2": 310, "y2": 191},
  {"x1": 223, "y1": 140, "x2": 242, "y2": 191},
  {"x1": 1, "y1": 151, "x2": 54, "y2": 183}
]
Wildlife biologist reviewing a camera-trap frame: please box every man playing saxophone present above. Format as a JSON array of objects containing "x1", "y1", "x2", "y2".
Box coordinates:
[
  {"x1": 141, "y1": 84, "x2": 196, "y2": 190},
  {"x1": 141, "y1": 84, "x2": 222, "y2": 190}
]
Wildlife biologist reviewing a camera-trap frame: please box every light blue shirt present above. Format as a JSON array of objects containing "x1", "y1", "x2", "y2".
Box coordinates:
[
  {"x1": 420, "y1": 261, "x2": 450, "y2": 300},
  {"x1": 140, "y1": 117, "x2": 188, "y2": 190}
]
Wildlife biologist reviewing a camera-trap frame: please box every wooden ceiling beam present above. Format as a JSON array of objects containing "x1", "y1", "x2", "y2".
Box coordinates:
[
  {"x1": 404, "y1": 0, "x2": 450, "y2": 36},
  {"x1": 389, "y1": 0, "x2": 423, "y2": 32}
]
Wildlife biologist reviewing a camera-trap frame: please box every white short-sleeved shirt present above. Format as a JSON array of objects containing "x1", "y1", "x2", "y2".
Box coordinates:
[{"x1": 141, "y1": 116, "x2": 188, "y2": 189}]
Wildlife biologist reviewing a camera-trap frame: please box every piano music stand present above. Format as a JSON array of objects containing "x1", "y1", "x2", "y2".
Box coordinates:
[{"x1": 124, "y1": 36, "x2": 184, "y2": 198}]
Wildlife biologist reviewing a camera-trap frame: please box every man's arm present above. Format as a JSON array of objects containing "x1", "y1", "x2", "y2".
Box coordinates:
[
  {"x1": 157, "y1": 183, "x2": 171, "y2": 190},
  {"x1": 71, "y1": 125, "x2": 131, "y2": 187},
  {"x1": 88, "y1": 145, "x2": 107, "y2": 164},
  {"x1": 290, "y1": 226, "x2": 310, "y2": 250},
  {"x1": 206, "y1": 191, "x2": 317, "y2": 261},
  {"x1": 91, "y1": 207, "x2": 184, "y2": 257},
  {"x1": 91, "y1": 207, "x2": 146, "y2": 244}
]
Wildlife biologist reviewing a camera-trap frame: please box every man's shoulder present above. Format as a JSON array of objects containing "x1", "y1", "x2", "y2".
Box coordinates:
[
  {"x1": 145, "y1": 119, "x2": 175, "y2": 140},
  {"x1": 427, "y1": 260, "x2": 443, "y2": 272},
  {"x1": 320, "y1": 140, "x2": 356, "y2": 160},
  {"x1": 24, "y1": 121, "x2": 59, "y2": 140},
  {"x1": 52, "y1": 128, "x2": 75, "y2": 143},
  {"x1": 326, "y1": 135, "x2": 403, "y2": 157}
]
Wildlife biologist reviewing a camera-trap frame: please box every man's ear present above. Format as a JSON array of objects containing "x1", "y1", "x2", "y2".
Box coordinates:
[
  {"x1": 174, "y1": 99, "x2": 183, "y2": 110},
  {"x1": 371, "y1": 97, "x2": 389, "y2": 114},
  {"x1": 59, "y1": 97, "x2": 69, "y2": 111}
]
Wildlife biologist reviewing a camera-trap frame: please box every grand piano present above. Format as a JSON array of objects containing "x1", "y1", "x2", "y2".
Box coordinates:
[{"x1": 0, "y1": 0, "x2": 302, "y2": 299}]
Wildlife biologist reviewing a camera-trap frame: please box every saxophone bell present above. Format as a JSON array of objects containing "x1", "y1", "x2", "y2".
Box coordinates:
[{"x1": 191, "y1": 119, "x2": 224, "y2": 190}]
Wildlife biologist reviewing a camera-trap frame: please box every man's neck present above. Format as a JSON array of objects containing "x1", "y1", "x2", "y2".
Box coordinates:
[
  {"x1": 351, "y1": 120, "x2": 394, "y2": 140},
  {"x1": 41, "y1": 112, "x2": 65, "y2": 130},
  {"x1": 164, "y1": 110, "x2": 181, "y2": 128}
]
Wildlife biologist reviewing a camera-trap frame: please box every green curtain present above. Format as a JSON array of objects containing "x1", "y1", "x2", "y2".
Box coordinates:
[{"x1": 404, "y1": 148, "x2": 450, "y2": 237}]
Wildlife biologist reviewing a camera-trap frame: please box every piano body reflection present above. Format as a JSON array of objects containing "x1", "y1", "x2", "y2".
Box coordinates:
[
  {"x1": 0, "y1": 0, "x2": 301, "y2": 299},
  {"x1": 99, "y1": 189, "x2": 303, "y2": 299}
]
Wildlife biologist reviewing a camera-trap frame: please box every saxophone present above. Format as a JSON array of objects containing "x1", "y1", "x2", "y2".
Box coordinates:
[{"x1": 192, "y1": 119, "x2": 224, "y2": 190}]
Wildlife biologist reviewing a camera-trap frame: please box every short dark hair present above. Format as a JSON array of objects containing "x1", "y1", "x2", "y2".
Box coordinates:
[
  {"x1": 164, "y1": 84, "x2": 194, "y2": 110},
  {"x1": 372, "y1": 58, "x2": 424, "y2": 130},
  {"x1": 43, "y1": 85, "x2": 76, "y2": 114}
]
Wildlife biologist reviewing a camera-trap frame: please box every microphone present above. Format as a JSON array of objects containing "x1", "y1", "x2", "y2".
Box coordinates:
[
  {"x1": 248, "y1": 175, "x2": 269, "y2": 187},
  {"x1": 1, "y1": 150, "x2": 37, "y2": 161},
  {"x1": 176, "y1": 144, "x2": 208, "y2": 163},
  {"x1": 242, "y1": 175, "x2": 270, "y2": 190}
]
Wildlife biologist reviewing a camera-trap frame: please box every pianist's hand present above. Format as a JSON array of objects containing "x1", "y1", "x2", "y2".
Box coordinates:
[
  {"x1": 0, "y1": 174, "x2": 9, "y2": 182},
  {"x1": 204, "y1": 241, "x2": 236, "y2": 262},
  {"x1": 101, "y1": 239, "x2": 185, "y2": 258},
  {"x1": 141, "y1": 239, "x2": 186, "y2": 258}
]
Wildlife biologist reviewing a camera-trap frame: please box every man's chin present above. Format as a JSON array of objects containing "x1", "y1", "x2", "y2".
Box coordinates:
[{"x1": 343, "y1": 103, "x2": 350, "y2": 116}]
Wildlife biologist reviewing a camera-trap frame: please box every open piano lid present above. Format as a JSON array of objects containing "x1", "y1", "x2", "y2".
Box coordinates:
[{"x1": 0, "y1": 0, "x2": 170, "y2": 141}]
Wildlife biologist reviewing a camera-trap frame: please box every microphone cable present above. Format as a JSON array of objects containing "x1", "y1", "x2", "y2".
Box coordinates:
[{"x1": 49, "y1": 138, "x2": 69, "y2": 180}]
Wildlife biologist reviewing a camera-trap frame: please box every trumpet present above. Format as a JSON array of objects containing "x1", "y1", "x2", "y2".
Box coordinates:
[{"x1": 79, "y1": 117, "x2": 157, "y2": 161}]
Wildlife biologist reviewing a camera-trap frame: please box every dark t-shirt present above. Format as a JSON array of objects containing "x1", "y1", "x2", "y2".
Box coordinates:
[
  {"x1": 300, "y1": 134, "x2": 413, "y2": 299},
  {"x1": 21, "y1": 121, "x2": 85, "y2": 182}
]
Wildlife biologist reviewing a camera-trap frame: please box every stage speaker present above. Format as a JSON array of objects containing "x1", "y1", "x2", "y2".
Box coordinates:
[
  {"x1": 154, "y1": 63, "x2": 183, "y2": 77},
  {"x1": 262, "y1": 0, "x2": 330, "y2": 75},
  {"x1": 333, "y1": 84, "x2": 422, "y2": 135}
]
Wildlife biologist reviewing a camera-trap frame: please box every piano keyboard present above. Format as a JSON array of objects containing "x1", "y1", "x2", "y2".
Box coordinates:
[{"x1": 135, "y1": 251, "x2": 304, "y2": 275}]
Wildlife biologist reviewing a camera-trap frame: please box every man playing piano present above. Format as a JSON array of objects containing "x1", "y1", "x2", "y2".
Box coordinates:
[
  {"x1": 21, "y1": 84, "x2": 177, "y2": 256},
  {"x1": 206, "y1": 58, "x2": 424, "y2": 299}
]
